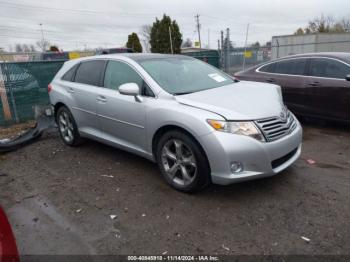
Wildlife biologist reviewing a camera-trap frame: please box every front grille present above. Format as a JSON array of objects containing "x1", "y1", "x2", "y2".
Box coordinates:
[
  {"x1": 271, "y1": 147, "x2": 298, "y2": 169},
  {"x1": 255, "y1": 110, "x2": 297, "y2": 142}
]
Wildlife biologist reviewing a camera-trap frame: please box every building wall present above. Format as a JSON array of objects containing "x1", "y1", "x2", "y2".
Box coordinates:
[{"x1": 271, "y1": 33, "x2": 350, "y2": 59}]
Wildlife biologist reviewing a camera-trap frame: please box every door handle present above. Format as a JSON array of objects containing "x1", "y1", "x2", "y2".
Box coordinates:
[
  {"x1": 307, "y1": 82, "x2": 320, "y2": 87},
  {"x1": 266, "y1": 78, "x2": 276, "y2": 83},
  {"x1": 67, "y1": 87, "x2": 75, "y2": 93},
  {"x1": 97, "y1": 95, "x2": 107, "y2": 103}
]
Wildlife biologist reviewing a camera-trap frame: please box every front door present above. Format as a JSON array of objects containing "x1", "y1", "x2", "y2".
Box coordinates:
[
  {"x1": 96, "y1": 60, "x2": 150, "y2": 152},
  {"x1": 304, "y1": 57, "x2": 350, "y2": 121}
]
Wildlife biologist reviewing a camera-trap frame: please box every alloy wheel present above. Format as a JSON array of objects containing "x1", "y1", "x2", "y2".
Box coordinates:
[
  {"x1": 58, "y1": 111, "x2": 74, "y2": 143},
  {"x1": 161, "y1": 139, "x2": 197, "y2": 186}
]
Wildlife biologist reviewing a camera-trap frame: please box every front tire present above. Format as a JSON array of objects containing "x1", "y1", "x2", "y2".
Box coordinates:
[
  {"x1": 156, "y1": 130, "x2": 211, "y2": 192},
  {"x1": 56, "y1": 106, "x2": 82, "y2": 146}
]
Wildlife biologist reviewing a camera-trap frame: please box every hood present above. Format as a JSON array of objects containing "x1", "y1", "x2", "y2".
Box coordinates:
[{"x1": 175, "y1": 81, "x2": 284, "y2": 120}]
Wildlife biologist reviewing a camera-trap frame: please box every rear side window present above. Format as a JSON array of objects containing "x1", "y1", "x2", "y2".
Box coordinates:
[
  {"x1": 259, "y1": 62, "x2": 276, "y2": 73},
  {"x1": 74, "y1": 60, "x2": 106, "y2": 86},
  {"x1": 309, "y1": 58, "x2": 350, "y2": 79},
  {"x1": 62, "y1": 64, "x2": 78, "y2": 81}
]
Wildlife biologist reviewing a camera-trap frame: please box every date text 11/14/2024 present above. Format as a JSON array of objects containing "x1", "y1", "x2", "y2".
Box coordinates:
[{"x1": 127, "y1": 255, "x2": 220, "y2": 261}]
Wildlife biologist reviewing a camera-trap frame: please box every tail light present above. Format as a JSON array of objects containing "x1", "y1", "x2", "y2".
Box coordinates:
[{"x1": 48, "y1": 84, "x2": 53, "y2": 93}]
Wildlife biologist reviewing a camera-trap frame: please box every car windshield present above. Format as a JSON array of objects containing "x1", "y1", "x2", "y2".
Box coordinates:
[{"x1": 138, "y1": 57, "x2": 235, "y2": 95}]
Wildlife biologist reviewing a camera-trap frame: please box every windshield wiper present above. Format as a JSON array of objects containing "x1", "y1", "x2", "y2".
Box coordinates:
[{"x1": 173, "y1": 91, "x2": 194, "y2": 95}]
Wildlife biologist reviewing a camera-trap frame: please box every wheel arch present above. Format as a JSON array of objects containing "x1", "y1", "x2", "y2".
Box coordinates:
[
  {"x1": 53, "y1": 102, "x2": 67, "y2": 122},
  {"x1": 151, "y1": 125, "x2": 211, "y2": 172}
]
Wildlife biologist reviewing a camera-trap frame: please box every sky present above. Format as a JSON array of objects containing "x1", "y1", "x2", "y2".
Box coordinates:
[{"x1": 0, "y1": 0, "x2": 349, "y2": 52}]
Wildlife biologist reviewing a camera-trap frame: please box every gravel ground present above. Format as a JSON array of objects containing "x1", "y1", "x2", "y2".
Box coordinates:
[{"x1": 0, "y1": 124, "x2": 349, "y2": 256}]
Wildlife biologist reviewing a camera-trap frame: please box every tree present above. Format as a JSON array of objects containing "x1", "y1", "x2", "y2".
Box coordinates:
[
  {"x1": 139, "y1": 25, "x2": 152, "y2": 52},
  {"x1": 13, "y1": 44, "x2": 35, "y2": 52},
  {"x1": 308, "y1": 15, "x2": 335, "y2": 33},
  {"x1": 22, "y1": 44, "x2": 32, "y2": 52},
  {"x1": 182, "y1": 38, "x2": 192, "y2": 48},
  {"x1": 250, "y1": 41, "x2": 261, "y2": 48},
  {"x1": 49, "y1": 45, "x2": 59, "y2": 52},
  {"x1": 126, "y1": 32, "x2": 142, "y2": 53},
  {"x1": 294, "y1": 15, "x2": 350, "y2": 34},
  {"x1": 15, "y1": 44, "x2": 23, "y2": 52},
  {"x1": 150, "y1": 14, "x2": 182, "y2": 54},
  {"x1": 294, "y1": 28, "x2": 305, "y2": 35},
  {"x1": 36, "y1": 39, "x2": 50, "y2": 52},
  {"x1": 29, "y1": 44, "x2": 36, "y2": 52},
  {"x1": 339, "y1": 18, "x2": 350, "y2": 32}
]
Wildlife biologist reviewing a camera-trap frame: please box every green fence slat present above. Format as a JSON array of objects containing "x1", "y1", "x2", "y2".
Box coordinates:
[{"x1": 0, "y1": 61, "x2": 65, "y2": 126}]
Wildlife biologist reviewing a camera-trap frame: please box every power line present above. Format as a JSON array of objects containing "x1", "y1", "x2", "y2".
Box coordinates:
[
  {"x1": 0, "y1": 33, "x2": 114, "y2": 45},
  {"x1": 0, "y1": 14, "x2": 201, "y2": 34},
  {"x1": 0, "y1": 25, "x2": 138, "y2": 38},
  {"x1": 0, "y1": 1, "x2": 158, "y2": 17},
  {"x1": 0, "y1": 0, "x2": 196, "y2": 19}
]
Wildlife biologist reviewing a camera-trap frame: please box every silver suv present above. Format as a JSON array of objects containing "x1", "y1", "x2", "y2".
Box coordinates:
[{"x1": 49, "y1": 54, "x2": 302, "y2": 192}]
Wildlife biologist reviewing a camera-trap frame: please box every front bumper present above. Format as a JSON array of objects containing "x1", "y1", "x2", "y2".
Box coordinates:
[{"x1": 198, "y1": 121, "x2": 302, "y2": 185}]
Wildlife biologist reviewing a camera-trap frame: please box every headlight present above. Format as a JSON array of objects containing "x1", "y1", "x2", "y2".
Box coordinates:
[{"x1": 207, "y1": 120, "x2": 265, "y2": 142}]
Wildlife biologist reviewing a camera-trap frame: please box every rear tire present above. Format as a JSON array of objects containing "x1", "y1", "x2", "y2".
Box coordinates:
[
  {"x1": 156, "y1": 130, "x2": 211, "y2": 193},
  {"x1": 56, "y1": 106, "x2": 82, "y2": 146}
]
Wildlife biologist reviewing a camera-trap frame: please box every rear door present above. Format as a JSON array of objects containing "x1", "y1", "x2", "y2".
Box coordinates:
[
  {"x1": 304, "y1": 57, "x2": 350, "y2": 121},
  {"x1": 67, "y1": 60, "x2": 106, "y2": 133}
]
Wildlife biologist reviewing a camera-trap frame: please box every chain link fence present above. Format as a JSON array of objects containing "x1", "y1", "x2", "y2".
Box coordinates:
[
  {"x1": 220, "y1": 46, "x2": 272, "y2": 75},
  {"x1": 0, "y1": 61, "x2": 64, "y2": 126}
]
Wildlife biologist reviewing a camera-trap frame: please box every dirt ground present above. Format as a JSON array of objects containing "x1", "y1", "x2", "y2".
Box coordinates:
[{"x1": 0, "y1": 123, "x2": 349, "y2": 256}]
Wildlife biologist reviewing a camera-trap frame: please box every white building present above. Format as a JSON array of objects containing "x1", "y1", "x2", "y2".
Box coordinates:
[{"x1": 271, "y1": 32, "x2": 350, "y2": 59}]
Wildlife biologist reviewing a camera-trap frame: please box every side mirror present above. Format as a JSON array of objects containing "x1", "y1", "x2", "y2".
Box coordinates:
[
  {"x1": 118, "y1": 83, "x2": 142, "y2": 102},
  {"x1": 346, "y1": 74, "x2": 350, "y2": 81}
]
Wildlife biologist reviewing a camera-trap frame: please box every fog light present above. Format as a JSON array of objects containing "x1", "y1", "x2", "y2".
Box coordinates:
[{"x1": 230, "y1": 161, "x2": 243, "y2": 173}]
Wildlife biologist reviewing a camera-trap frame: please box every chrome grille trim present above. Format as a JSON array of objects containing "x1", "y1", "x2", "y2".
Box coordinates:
[{"x1": 255, "y1": 110, "x2": 296, "y2": 142}]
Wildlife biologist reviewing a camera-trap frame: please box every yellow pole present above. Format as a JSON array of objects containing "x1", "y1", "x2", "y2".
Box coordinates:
[{"x1": 0, "y1": 65, "x2": 12, "y2": 121}]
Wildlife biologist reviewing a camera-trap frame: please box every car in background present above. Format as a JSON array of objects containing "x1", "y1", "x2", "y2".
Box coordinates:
[
  {"x1": 235, "y1": 52, "x2": 350, "y2": 123},
  {"x1": 0, "y1": 207, "x2": 19, "y2": 261},
  {"x1": 49, "y1": 54, "x2": 302, "y2": 192}
]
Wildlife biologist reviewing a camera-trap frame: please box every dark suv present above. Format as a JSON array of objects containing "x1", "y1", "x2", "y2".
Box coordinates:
[{"x1": 235, "y1": 52, "x2": 350, "y2": 123}]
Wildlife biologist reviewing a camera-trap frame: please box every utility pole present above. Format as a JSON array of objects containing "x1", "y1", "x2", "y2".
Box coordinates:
[
  {"x1": 226, "y1": 28, "x2": 230, "y2": 73},
  {"x1": 220, "y1": 30, "x2": 224, "y2": 70},
  {"x1": 39, "y1": 23, "x2": 45, "y2": 52},
  {"x1": 242, "y1": 23, "x2": 250, "y2": 70},
  {"x1": 208, "y1": 28, "x2": 210, "y2": 49},
  {"x1": 195, "y1": 14, "x2": 201, "y2": 49},
  {"x1": 169, "y1": 26, "x2": 173, "y2": 54}
]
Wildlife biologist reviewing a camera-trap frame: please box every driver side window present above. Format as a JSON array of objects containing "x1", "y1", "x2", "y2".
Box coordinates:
[
  {"x1": 104, "y1": 60, "x2": 143, "y2": 90},
  {"x1": 104, "y1": 60, "x2": 154, "y2": 97}
]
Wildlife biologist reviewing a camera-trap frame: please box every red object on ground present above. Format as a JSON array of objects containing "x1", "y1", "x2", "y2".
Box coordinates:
[{"x1": 0, "y1": 207, "x2": 19, "y2": 262}]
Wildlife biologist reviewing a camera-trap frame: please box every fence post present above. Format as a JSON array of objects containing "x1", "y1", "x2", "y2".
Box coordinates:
[
  {"x1": 3, "y1": 64, "x2": 19, "y2": 123},
  {"x1": 0, "y1": 64, "x2": 12, "y2": 121}
]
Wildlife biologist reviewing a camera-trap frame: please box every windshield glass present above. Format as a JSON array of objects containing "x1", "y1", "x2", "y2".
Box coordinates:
[{"x1": 138, "y1": 57, "x2": 235, "y2": 94}]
